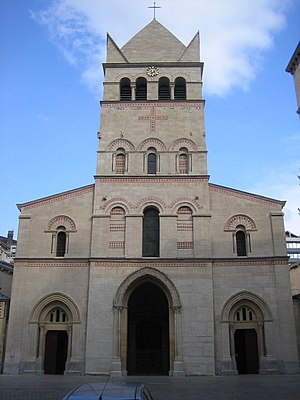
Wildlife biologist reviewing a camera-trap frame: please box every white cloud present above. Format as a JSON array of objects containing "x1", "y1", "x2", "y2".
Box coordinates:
[{"x1": 30, "y1": 0, "x2": 293, "y2": 96}]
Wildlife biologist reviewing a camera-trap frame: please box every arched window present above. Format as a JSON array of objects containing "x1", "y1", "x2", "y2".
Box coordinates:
[
  {"x1": 147, "y1": 148, "x2": 157, "y2": 174},
  {"x1": 158, "y1": 77, "x2": 170, "y2": 100},
  {"x1": 174, "y1": 77, "x2": 186, "y2": 100},
  {"x1": 236, "y1": 225, "x2": 247, "y2": 256},
  {"x1": 47, "y1": 306, "x2": 68, "y2": 323},
  {"x1": 143, "y1": 207, "x2": 160, "y2": 257},
  {"x1": 120, "y1": 78, "x2": 131, "y2": 101},
  {"x1": 136, "y1": 77, "x2": 147, "y2": 100},
  {"x1": 56, "y1": 226, "x2": 67, "y2": 257},
  {"x1": 115, "y1": 148, "x2": 126, "y2": 174},
  {"x1": 178, "y1": 147, "x2": 188, "y2": 174}
]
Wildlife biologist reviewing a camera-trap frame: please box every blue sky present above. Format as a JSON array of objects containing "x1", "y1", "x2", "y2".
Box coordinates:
[{"x1": 1, "y1": 0, "x2": 299, "y2": 238}]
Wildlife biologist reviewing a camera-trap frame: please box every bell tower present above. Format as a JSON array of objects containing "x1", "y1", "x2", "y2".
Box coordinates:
[{"x1": 91, "y1": 19, "x2": 211, "y2": 259}]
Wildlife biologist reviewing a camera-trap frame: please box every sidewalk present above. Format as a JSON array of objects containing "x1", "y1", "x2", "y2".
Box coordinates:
[{"x1": 0, "y1": 374, "x2": 299, "y2": 400}]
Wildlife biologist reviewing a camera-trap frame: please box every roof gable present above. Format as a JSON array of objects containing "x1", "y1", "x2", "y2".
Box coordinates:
[{"x1": 121, "y1": 19, "x2": 187, "y2": 62}]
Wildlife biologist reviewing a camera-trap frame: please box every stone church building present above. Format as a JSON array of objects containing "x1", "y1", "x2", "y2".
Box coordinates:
[{"x1": 4, "y1": 19, "x2": 299, "y2": 376}]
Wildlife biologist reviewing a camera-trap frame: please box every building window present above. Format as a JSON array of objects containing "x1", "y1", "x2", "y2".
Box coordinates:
[
  {"x1": 174, "y1": 77, "x2": 186, "y2": 100},
  {"x1": 115, "y1": 148, "x2": 126, "y2": 174},
  {"x1": 47, "y1": 306, "x2": 68, "y2": 323},
  {"x1": 143, "y1": 207, "x2": 160, "y2": 257},
  {"x1": 147, "y1": 148, "x2": 157, "y2": 174},
  {"x1": 136, "y1": 77, "x2": 147, "y2": 100},
  {"x1": 158, "y1": 77, "x2": 170, "y2": 100},
  {"x1": 178, "y1": 147, "x2": 189, "y2": 174},
  {"x1": 236, "y1": 225, "x2": 247, "y2": 256},
  {"x1": 120, "y1": 78, "x2": 131, "y2": 101},
  {"x1": 56, "y1": 227, "x2": 67, "y2": 257}
]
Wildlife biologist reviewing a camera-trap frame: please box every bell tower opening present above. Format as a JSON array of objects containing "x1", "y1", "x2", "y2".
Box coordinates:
[{"x1": 127, "y1": 281, "x2": 169, "y2": 375}]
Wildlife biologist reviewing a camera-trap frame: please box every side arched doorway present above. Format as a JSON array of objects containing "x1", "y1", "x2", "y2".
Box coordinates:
[
  {"x1": 28, "y1": 293, "x2": 81, "y2": 375},
  {"x1": 127, "y1": 282, "x2": 169, "y2": 375},
  {"x1": 220, "y1": 292, "x2": 273, "y2": 375}
]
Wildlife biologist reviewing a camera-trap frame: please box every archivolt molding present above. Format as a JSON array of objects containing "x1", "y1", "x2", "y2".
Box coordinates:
[
  {"x1": 170, "y1": 73, "x2": 191, "y2": 83},
  {"x1": 221, "y1": 291, "x2": 272, "y2": 322},
  {"x1": 171, "y1": 197, "x2": 202, "y2": 212},
  {"x1": 114, "y1": 73, "x2": 135, "y2": 82},
  {"x1": 30, "y1": 292, "x2": 81, "y2": 323},
  {"x1": 99, "y1": 197, "x2": 133, "y2": 212},
  {"x1": 47, "y1": 215, "x2": 76, "y2": 232},
  {"x1": 135, "y1": 197, "x2": 167, "y2": 213},
  {"x1": 138, "y1": 138, "x2": 166, "y2": 151},
  {"x1": 113, "y1": 267, "x2": 181, "y2": 309},
  {"x1": 170, "y1": 138, "x2": 197, "y2": 151},
  {"x1": 225, "y1": 214, "x2": 256, "y2": 231},
  {"x1": 107, "y1": 139, "x2": 135, "y2": 152}
]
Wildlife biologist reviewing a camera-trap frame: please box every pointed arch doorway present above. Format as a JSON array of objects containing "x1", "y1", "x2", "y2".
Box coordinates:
[{"x1": 127, "y1": 282, "x2": 169, "y2": 375}]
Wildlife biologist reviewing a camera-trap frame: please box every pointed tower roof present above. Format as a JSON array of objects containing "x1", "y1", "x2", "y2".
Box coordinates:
[
  {"x1": 178, "y1": 32, "x2": 200, "y2": 62},
  {"x1": 121, "y1": 19, "x2": 187, "y2": 62},
  {"x1": 106, "y1": 33, "x2": 128, "y2": 63}
]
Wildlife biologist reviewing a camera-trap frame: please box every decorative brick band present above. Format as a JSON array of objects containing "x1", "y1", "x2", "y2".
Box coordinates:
[
  {"x1": 100, "y1": 195, "x2": 202, "y2": 211},
  {"x1": 96, "y1": 177, "x2": 207, "y2": 184},
  {"x1": 109, "y1": 241, "x2": 125, "y2": 248},
  {"x1": 20, "y1": 185, "x2": 94, "y2": 211},
  {"x1": 102, "y1": 102, "x2": 204, "y2": 110},
  {"x1": 93, "y1": 260, "x2": 208, "y2": 268},
  {"x1": 177, "y1": 223, "x2": 193, "y2": 231},
  {"x1": 209, "y1": 184, "x2": 284, "y2": 208},
  {"x1": 15, "y1": 260, "x2": 89, "y2": 268},
  {"x1": 110, "y1": 224, "x2": 126, "y2": 231},
  {"x1": 177, "y1": 241, "x2": 194, "y2": 249},
  {"x1": 213, "y1": 258, "x2": 288, "y2": 267}
]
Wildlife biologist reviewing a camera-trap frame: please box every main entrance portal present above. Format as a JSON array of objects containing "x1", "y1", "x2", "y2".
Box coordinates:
[{"x1": 127, "y1": 282, "x2": 169, "y2": 375}]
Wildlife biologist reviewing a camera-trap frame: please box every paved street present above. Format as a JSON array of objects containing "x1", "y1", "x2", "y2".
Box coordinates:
[{"x1": 0, "y1": 374, "x2": 299, "y2": 400}]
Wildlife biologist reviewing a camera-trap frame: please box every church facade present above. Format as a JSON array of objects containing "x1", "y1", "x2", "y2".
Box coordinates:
[{"x1": 4, "y1": 19, "x2": 299, "y2": 376}]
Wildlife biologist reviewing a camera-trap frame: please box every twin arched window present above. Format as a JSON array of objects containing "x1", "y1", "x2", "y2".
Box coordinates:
[
  {"x1": 120, "y1": 78, "x2": 131, "y2": 101},
  {"x1": 136, "y1": 77, "x2": 147, "y2": 100},
  {"x1": 174, "y1": 77, "x2": 186, "y2": 100},
  {"x1": 158, "y1": 77, "x2": 171, "y2": 100},
  {"x1": 120, "y1": 77, "x2": 186, "y2": 101}
]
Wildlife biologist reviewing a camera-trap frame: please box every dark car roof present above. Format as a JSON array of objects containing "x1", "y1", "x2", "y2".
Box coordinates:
[{"x1": 63, "y1": 382, "x2": 144, "y2": 400}]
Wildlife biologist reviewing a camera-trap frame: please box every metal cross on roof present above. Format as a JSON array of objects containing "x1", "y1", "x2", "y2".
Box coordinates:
[{"x1": 148, "y1": 2, "x2": 161, "y2": 19}]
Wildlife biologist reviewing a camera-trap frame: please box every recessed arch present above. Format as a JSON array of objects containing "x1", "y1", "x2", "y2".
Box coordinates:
[
  {"x1": 114, "y1": 267, "x2": 181, "y2": 309},
  {"x1": 30, "y1": 292, "x2": 80, "y2": 323},
  {"x1": 47, "y1": 215, "x2": 76, "y2": 232},
  {"x1": 225, "y1": 214, "x2": 256, "y2": 231},
  {"x1": 107, "y1": 139, "x2": 135, "y2": 152},
  {"x1": 138, "y1": 138, "x2": 166, "y2": 152},
  {"x1": 170, "y1": 138, "x2": 197, "y2": 152},
  {"x1": 221, "y1": 291, "x2": 272, "y2": 322}
]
